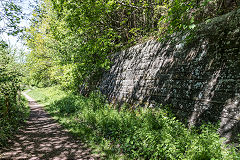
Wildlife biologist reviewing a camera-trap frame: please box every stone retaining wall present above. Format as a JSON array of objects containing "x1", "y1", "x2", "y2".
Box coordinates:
[{"x1": 99, "y1": 9, "x2": 240, "y2": 143}]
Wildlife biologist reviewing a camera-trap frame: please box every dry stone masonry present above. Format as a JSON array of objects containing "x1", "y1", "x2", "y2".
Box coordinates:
[{"x1": 100, "y1": 9, "x2": 240, "y2": 143}]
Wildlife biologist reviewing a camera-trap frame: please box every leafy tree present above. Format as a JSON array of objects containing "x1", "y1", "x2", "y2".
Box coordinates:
[
  {"x1": 0, "y1": 0, "x2": 24, "y2": 36},
  {"x1": 0, "y1": 0, "x2": 26, "y2": 119},
  {"x1": 26, "y1": 0, "x2": 166, "y2": 92},
  {"x1": 25, "y1": 0, "x2": 239, "y2": 94},
  {"x1": 0, "y1": 1, "x2": 29, "y2": 146}
]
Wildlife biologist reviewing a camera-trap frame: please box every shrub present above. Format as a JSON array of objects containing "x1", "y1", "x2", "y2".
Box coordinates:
[{"x1": 0, "y1": 43, "x2": 29, "y2": 146}]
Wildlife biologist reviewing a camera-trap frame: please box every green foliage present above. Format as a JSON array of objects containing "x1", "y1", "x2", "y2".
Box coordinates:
[
  {"x1": 25, "y1": 0, "x2": 239, "y2": 93},
  {"x1": 0, "y1": 42, "x2": 29, "y2": 147},
  {"x1": 28, "y1": 87, "x2": 240, "y2": 159},
  {"x1": 159, "y1": 0, "x2": 239, "y2": 35},
  {"x1": 0, "y1": 44, "x2": 21, "y2": 118},
  {"x1": 0, "y1": 96, "x2": 29, "y2": 147},
  {"x1": 25, "y1": 0, "x2": 166, "y2": 92},
  {"x1": 0, "y1": 0, "x2": 24, "y2": 36}
]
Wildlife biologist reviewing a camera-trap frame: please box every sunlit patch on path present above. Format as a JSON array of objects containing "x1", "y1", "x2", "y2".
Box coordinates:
[{"x1": 0, "y1": 92, "x2": 100, "y2": 160}]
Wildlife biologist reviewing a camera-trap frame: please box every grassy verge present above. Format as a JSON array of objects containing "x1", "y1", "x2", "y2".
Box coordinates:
[
  {"x1": 0, "y1": 95, "x2": 30, "y2": 147},
  {"x1": 28, "y1": 86, "x2": 240, "y2": 159}
]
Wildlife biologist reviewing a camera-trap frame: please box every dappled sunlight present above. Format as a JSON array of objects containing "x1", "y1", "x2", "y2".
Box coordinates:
[
  {"x1": 99, "y1": 17, "x2": 240, "y2": 143},
  {"x1": 219, "y1": 95, "x2": 240, "y2": 143},
  {"x1": 100, "y1": 40, "x2": 177, "y2": 104},
  {"x1": 26, "y1": 86, "x2": 240, "y2": 159},
  {"x1": 188, "y1": 69, "x2": 221, "y2": 127},
  {"x1": 0, "y1": 97, "x2": 100, "y2": 160}
]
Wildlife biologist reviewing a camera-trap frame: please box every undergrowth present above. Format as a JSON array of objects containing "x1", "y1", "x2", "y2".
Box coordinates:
[
  {"x1": 28, "y1": 86, "x2": 240, "y2": 159},
  {"x1": 0, "y1": 95, "x2": 30, "y2": 147}
]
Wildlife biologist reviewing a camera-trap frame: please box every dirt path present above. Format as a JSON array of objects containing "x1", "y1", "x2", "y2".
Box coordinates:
[{"x1": 0, "y1": 92, "x2": 100, "y2": 160}]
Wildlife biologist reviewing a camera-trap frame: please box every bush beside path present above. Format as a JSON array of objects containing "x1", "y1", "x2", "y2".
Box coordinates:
[{"x1": 0, "y1": 92, "x2": 100, "y2": 160}]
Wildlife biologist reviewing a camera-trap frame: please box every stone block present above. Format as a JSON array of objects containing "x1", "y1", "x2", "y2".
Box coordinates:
[{"x1": 99, "y1": 8, "x2": 240, "y2": 143}]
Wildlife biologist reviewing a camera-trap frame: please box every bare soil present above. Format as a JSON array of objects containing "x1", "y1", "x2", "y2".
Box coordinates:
[{"x1": 0, "y1": 92, "x2": 101, "y2": 160}]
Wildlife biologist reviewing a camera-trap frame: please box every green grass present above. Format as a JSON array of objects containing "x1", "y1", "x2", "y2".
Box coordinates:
[
  {"x1": 28, "y1": 86, "x2": 240, "y2": 160},
  {"x1": 0, "y1": 95, "x2": 30, "y2": 147}
]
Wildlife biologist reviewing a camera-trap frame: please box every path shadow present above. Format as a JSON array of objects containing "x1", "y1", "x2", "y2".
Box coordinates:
[{"x1": 0, "y1": 99, "x2": 101, "y2": 160}]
